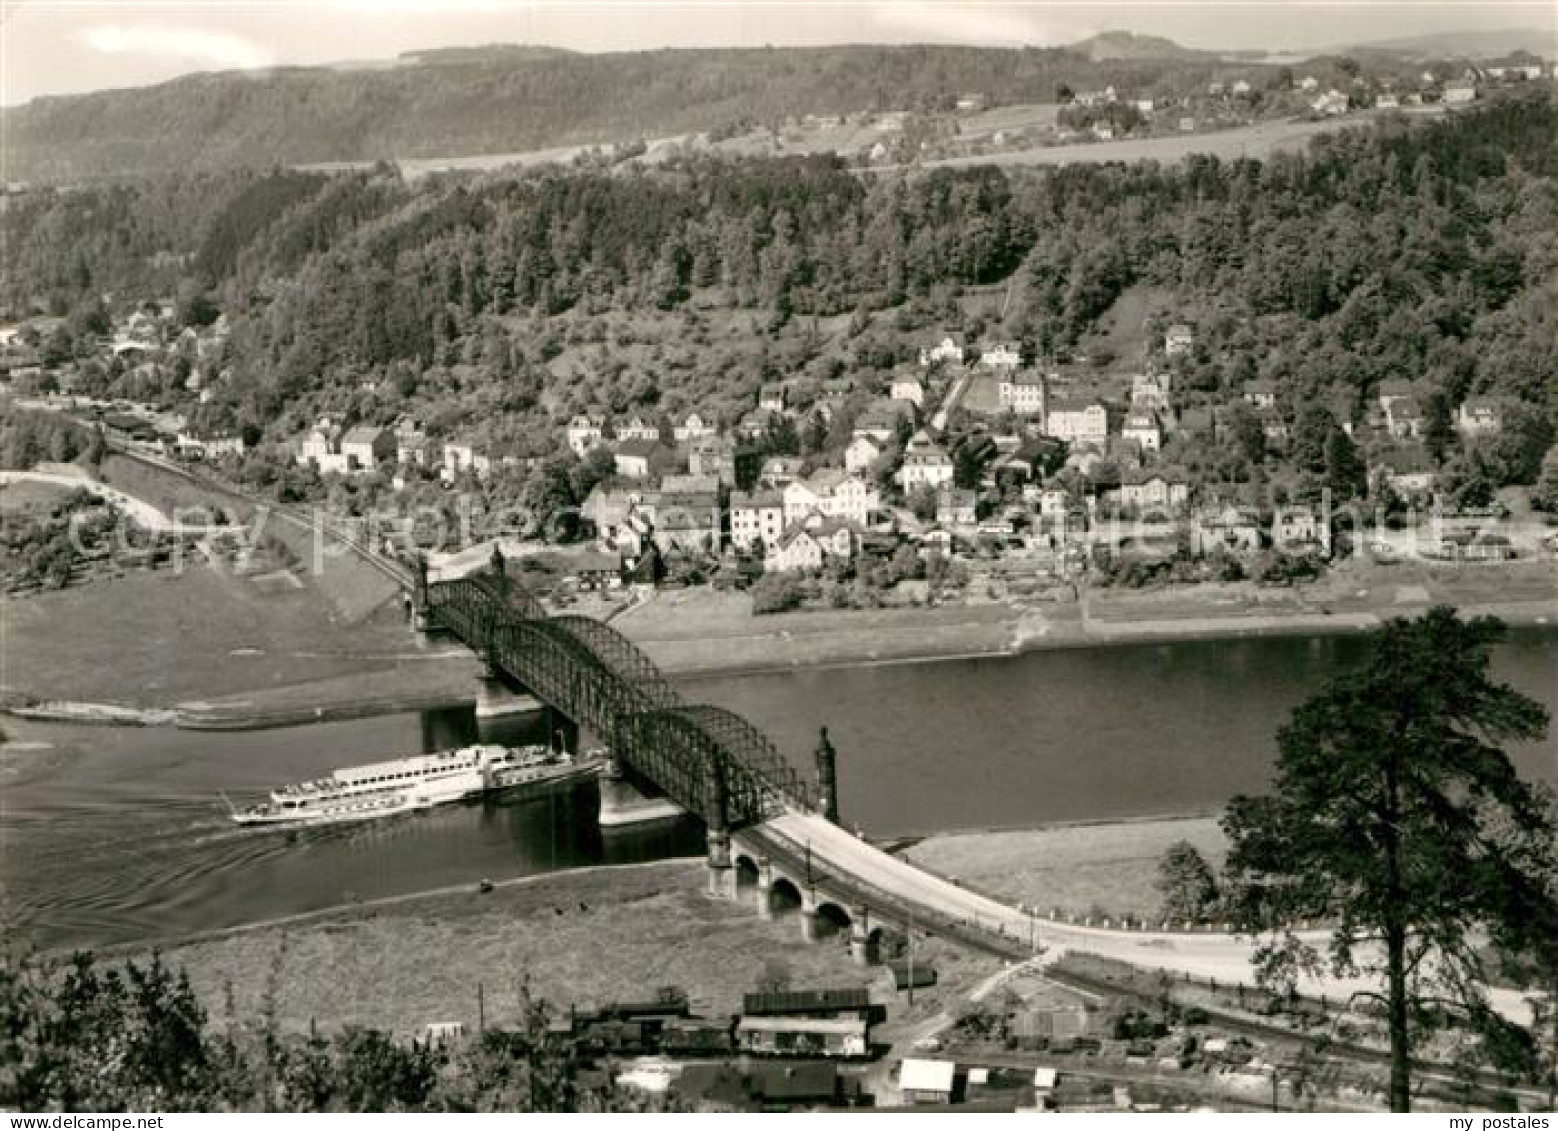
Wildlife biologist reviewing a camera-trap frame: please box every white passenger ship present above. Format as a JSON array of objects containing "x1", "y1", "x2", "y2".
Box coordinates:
[{"x1": 229, "y1": 744, "x2": 599, "y2": 827}]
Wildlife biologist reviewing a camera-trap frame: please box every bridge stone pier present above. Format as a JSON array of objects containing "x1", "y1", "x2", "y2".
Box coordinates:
[{"x1": 730, "y1": 840, "x2": 885, "y2": 966}]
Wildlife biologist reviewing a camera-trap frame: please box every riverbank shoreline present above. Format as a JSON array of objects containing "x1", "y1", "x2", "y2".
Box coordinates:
[{"x1": 7, "y1": 589, "x2": 1553, "y2": 732}]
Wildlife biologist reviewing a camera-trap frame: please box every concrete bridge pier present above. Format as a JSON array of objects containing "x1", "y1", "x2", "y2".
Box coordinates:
[
  {"x1": 474, "y1": 671, "x2": 543, "y2": 729},
  {"x1": 799, "y1": 904, "x2": 822, "y2": 943},
  {"x1": 849, "y1": 906, "x2": 879, "y2": 966},
  {"x1": 706, "y1": 828, "x2": 737, "y2": 900},
  {"x1": 753, "y1": 857, "x2": 776, "y2": 920}
]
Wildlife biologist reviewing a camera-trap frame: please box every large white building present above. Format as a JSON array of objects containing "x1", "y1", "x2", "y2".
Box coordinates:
[
  {"x1": 729, "y1": 490, "x2": 785, "y2": 552},
  {"x1": 895, "y1": 430, "x2": 955, "y2": 492},
  {"x1": 1045, "y1": 399, "x2": 1109, "y2": 447},
  {"x1": 997, "y1": 370, "x2": 1046, "y2": 416},
  {"x1": 782, "y1": 469, "x2": 879, "y2": 526}
]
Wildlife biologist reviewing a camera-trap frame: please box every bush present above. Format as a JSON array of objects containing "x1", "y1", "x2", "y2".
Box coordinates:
[{"x1": 749, "y1": 572, "x2": 804, "y2": 615}]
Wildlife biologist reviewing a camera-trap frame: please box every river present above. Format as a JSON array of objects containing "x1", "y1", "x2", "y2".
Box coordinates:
[{"x1": 3, "y1": 627, "x2": 1554, "y2": 952}]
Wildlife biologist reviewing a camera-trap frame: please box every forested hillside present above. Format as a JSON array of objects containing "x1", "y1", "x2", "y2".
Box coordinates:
[
  {"x1": 5, "y1": 92, "x2": 1554, "y2": 510},
  {"x1": 4, "y1": 42, "x2": 1261, "y2": 182}
]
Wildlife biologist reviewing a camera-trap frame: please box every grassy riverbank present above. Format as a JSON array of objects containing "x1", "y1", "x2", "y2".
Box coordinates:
[
  {"x1": 114, "y1": 859, "x2": 998, "y2": 1038},
  {"x1": 901, "y1": 815, "x2": 1229, "y2": 922},
  {"x1": 5, "y1": 544, "x2": 1552, "y2": 723}
]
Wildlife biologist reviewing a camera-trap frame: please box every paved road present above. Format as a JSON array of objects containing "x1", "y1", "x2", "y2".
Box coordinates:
[{"x1": 761, "y1": 810, "x2": 1535, "y2": 1026}]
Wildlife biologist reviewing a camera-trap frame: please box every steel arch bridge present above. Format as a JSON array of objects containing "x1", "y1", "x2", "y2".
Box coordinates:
[{"x1": 423, "y1": 569, "x2": 815, "y2": 829}]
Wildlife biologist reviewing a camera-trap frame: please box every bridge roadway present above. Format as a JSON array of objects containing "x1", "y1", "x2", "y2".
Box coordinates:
[{"x1": 743, "y1": 808, "x2": 1535, "y2": 1026}]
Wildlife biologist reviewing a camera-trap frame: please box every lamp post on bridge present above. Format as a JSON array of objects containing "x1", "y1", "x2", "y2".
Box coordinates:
[{"x1": 814, "y1": 726, "x2": 839, "y2": 825}]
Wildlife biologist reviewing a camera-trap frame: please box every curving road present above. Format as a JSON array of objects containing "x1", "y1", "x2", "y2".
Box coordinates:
[{"x1": 758, "y1": 808, "x2": 1536, "y2": 1026}]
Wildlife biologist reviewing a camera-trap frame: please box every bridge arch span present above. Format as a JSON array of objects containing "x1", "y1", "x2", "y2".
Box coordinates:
[{"x1": 813, "y1": 901, "x2": 853, "y2": 939}]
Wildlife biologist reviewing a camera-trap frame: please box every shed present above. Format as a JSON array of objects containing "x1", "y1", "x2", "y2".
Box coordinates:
[{"x1": 900, "y1": 1057, "x2": 957, "y2": 1104}]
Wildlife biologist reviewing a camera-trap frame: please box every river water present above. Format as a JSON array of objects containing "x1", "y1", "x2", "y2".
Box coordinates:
[{"x1": 3, "y1": 627, "x2": 1554, "y2": 952}]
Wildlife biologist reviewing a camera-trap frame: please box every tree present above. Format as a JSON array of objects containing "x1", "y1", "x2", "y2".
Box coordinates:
[
  {"x1": 1155, "y1": 840, "x2": 1219, "y2": 922},
  {"x1": 1221, "y1": 608, "x2": 1556, "y2": 1111}
]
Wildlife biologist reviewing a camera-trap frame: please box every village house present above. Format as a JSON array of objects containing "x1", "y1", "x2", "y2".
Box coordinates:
[
  {"x1": 936, "y1": 488, "x2": 977, "y2": 528},
  {"x1": 297, "y1": 419, "x2": 341, "y2": 466},
  {"x1": 759, "y1": 455, "x2": 806, "y2": 487},
  {"x1": 1129, "y1": 372, "x2": 1171, "y2": 412},
  {"x1": 672, "y1": 412, "x2": 716, "y2": 443},
  {"x1": 442, "y1": 440, "x2": 492, "y2": 481},
  {"x1": 334, "y1": 425, "x2": 394, "y2": 472},
  {"x1": 1443, "y1": 80, "x2": 1477, "y2": 104},
  {"x1": 978, "y1": 341, "x2": 1022, "y2": 370},
  {"x1": 1374, "y1": 447, "x2": 1436, "y2": 497},
  {"x1": 729, "y1": 490, "x2": 785, "y2": 552},
  {"x1": 896, "y1": 431, "x2": 956, "y2": 492},
  {"x1": 1376, "y1": 377, "x2": 1417, "y2": 416},
  {"x1": 1260, "y1": 410, "x2": 1292, "y2": 448},
  {"x1": 1093, "y1": 124, "x2": 1115, "y2": 141},
  {"x1": 612, "y1": 439, "x2": 662, "y2": 480},
  {"x1": 1232, "y1": 79, "x2": 1252, "y2": 95},
  {"x1": 1312, "y1": 90, "x2": 1349, "y2": 116},
  {"x1": 616, "y1": 416, "x2": 661, "y2": 443},
  {"x1": 1191, "y1": 504, "x2": 1264, "y2": 557},
  {"x1": 736, "y1": 407, "x2": 785, "y2": 441},
  {"x1": 998, "y1": 370, "x2": 1047, "y2": 416},
  {"x1": 890, "y1": 373, "x2": 926, "y2": 408},
  {"x1": 1271, "y1": 504, "x2": 1331, "y2": 556},
  {"x1": 1376, "y1": 92, "x2": 1400, "y2": 109},
  {"x1": 783, "y1": 468, "x2": 879, "y2": 526},
  {"x1": 757, "y1": 384, "x2": 788, "y2": 413},
  {"x1": 1456, "y1": 396, "x2": 1504, "y2": 437},
  {"x1": 1045, "y1": 399, "x2": 1109, "y2": 447},
  {"x1": 1299, "y1": 75, "x2": 1320, "y2": 91},
  {"x1": 1164, "y1": 323, "x2": 1195, "y2": 357},
  {"x1": 394, "y1": 419, "x2": 431, "y2": 466},
  {"x1": 1242, "y1": 380, "x2": 1277, "y2": 409},
  {"x1": 919, "y1": 336, "x2": 965, "y2": 367},
  {"x1": 1178, "y1": 116, "x2": 1196, "y2": 132},
  {"x1": 844, "y1": 433, "x2": 885, "y2": 474},
  {"x1": 640, "y1": 488, "x2": 722, "y2": 554},
  {"x1": 687, "y1": 436, "x2": 737, "y2": 485},
  {"x1": 765, "y1": 515, "x2": 856, "y2": 573},
  {"x1": 174, "y1": 427, "x2": 246, "y2": 460},
  {"x1": 1385, "y1": 396, "x2": 1427, "y2": 440},
  {"x1": 1038, "y1": 485, "x2": 1071, "y2": 520},
  {"x1": 1117, "y1": 471, "x2": 1191, "y2": 514},
  {"x1": 852, "y1": 400, "x2": 914, "y2": 443},
  {"x1": 566, "y1": 415, "x2": 606, "y2": 456},
  {"x1": 582, "y1": 485, "x2": 634, "y2": 542},
  {"x1": 1122, "y1": 412, "x2": 1162, "y2": 453}
]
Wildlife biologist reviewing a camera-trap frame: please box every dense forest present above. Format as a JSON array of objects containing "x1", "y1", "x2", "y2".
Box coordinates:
[{"x1": 4, "y1": 91, "x2": 1554, "y2": 515}]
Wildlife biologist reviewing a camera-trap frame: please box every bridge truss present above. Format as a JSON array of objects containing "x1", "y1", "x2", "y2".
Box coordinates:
[{"x1": 426, "y1": 571, "x2": 815, "y2": 828}]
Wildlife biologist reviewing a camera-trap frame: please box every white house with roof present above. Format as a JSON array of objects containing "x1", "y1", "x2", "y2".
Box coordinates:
[
  {"x1": 998, "y1": 370, "x2": 1046, "y2": 416},
  {"x1": 729, "y1": 490, "x2": 785, "y2": 552},
  {"x1": 616, "y1": 416, "x2": 661, "y2": 443},
  {"x1": 1130, "y1": 372, "x2": 1171, "y2": 411},
  {"x1": 895, "y1": 431, "x2": 955, "y2": 492},
  {"x1": 1272, "y1": 504, "x2": 1331, "y2": 556},
  {"x1": 979, "y1": 342, "x2": 1022, "y2": 370},
  {"x1": 1117, "y1": 472, "x2": 1191, "y2": 513},
  {"x1": 566, "y1": 415, "x2": 606, "y2": 456},
  {"x1": 764, "y1": 514, "x2": 856, "y2": 573},
  {"x1": 1164, "y1": 323, "x2": 1195, "y2": 357},
  {"x1": 919, "y1": 336, "x2": 965, "y2": 367},
  {"x1": 1122, "y1": 412, "x2": 1162, "y2": 453},
  {"x1": 1242, "y1": 380, "x2": 1277, "y2": 409},
  {"x1": 783, "y1": 469, "x2": 878, "y2": 526},
  {"x1": 890, "y1": 374, "x2": 925, "y2": 408},
  {"x1": 844, "y1": 433, "x2": 885, "y2": 474},
  {"x1": 673, "y1": 412, "x2": 716, "y2": 443},
  {"x1": 1456, "y1": 396, "x2": 1504, "y2": 437},
  {"x1": 341, "y1": 424, "x2": 396, "y2": 472},
  {"x1": 442, "y1": 440, "x2": 492, "y2": 481},
  {"x1": 1045, "y1": 399, "x2": 1109, "y2": 447},
  {"x1": 758, "y1": 384, "x2": 788, "y2": 413}
]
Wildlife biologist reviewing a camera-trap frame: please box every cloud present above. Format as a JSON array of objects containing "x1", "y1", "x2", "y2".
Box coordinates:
[
  {"x1": 76, "y1": 24, "x2": 273, "y2": 72},
  {"x1": 868, "y1": 2, "x2": 1082, "y2": 47}
]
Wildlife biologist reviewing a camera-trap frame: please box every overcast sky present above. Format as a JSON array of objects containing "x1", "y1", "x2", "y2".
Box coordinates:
[{"x1": 1, "y1": 1, "x2": 1552, "y2": 106}]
